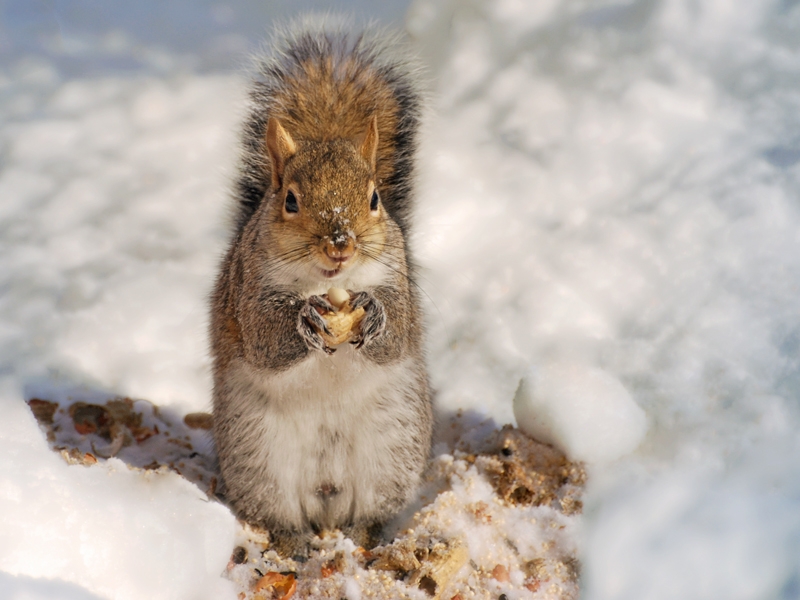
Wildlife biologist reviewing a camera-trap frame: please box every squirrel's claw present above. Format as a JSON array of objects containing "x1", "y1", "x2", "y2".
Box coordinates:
[
  {"x1": 348, "y1": 290, "x2": 369, "y2": 310},
  {"x1": 349, "y1": 291, "x2": 386, "y2": 349},
  {"x1": 298, "y1": 299, "x2": 335, "y2": 353},
  {"x1": 303, "y1": 296, "x2": 333, "y2": 335},
  {"x1": 308, "y1": 294, "x2": 336, "y2": 314}
]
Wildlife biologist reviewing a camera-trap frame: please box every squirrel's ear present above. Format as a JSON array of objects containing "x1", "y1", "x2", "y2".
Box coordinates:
[
  {"x1": 266, "y1": 117, "x2": 297, "y2": 190},
  {"x1": 357, "y1": 115, "x2": 379, "y2": 172}
]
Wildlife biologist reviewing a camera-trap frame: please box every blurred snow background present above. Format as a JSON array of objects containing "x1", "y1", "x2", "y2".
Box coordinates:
[{"x1": 2, "y1": 0, "x2": 800, "y2": 598}]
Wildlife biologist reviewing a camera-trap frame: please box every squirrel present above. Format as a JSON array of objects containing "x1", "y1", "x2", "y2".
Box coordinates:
[{"x1": 209, "y1": 19, "x2": 433, "y2": 555}]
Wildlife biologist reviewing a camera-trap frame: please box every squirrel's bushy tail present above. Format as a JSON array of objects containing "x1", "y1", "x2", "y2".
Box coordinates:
[{"x1": 234, "y1": 16, "x2": 424, "y2": 236}]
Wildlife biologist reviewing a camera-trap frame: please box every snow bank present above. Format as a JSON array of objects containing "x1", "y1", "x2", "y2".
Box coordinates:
[
  {"x1": 408, "y1": 0, "x2": 800, "y2": 597},
  {"x1": 0, "y1": 43, "x2": 242, "y2": 599},
  {"x1": 0, "y1": 380, "x2": 235, "y2": 600}
]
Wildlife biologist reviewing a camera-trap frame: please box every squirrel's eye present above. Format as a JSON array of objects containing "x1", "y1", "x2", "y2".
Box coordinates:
[
  {"x1": 370, "y1": 189, "x2": 379, "y2": 211},
  {"x1": 284, "y1": 190, "x2": 299, "y2": 214}
]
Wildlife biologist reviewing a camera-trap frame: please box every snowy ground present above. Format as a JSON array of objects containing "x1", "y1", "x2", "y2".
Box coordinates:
[{"x1": 2, "y1": 0, "x2": 800, "y2": 599}]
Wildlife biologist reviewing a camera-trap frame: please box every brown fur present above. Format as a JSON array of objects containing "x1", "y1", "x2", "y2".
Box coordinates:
[
  {"x1": 267, "y1": 58, "x2": 399, "y2": 189},
  {"x1": 234, "y1": 19, "x2": 422, "y2": 235},
  {"x1": 209, "y1": 20, "x2": 432, "y2": 556}
]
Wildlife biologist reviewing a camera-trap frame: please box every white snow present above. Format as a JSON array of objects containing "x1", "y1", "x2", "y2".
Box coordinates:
[
  {"x1": 513, "y1": 363, "x2": 647, "y2": 463},
  {"x1": 2, "y1": 0, "x2": 800, "y2": 598},
  {"x1": 0, "y1": 382, "x2": 236, "y2": 600},
  {"x1": 408, "y1": 0, "x2": 800, "y2": 597}
]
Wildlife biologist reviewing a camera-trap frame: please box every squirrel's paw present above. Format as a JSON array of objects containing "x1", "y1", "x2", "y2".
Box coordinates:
[
  {"x1": 349, "y1": 291, "x2": 386, "y2": 349},
  {"x1": 298, "y1": 296, "x2": 336, "y2": 354}
]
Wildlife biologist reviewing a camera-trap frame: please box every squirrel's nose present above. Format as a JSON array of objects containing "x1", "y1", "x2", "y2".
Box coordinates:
[{"x1": 324, "y1": 235, "x2": 355, "y2": 262}]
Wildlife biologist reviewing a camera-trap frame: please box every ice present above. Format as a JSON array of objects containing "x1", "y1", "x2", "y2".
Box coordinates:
[{"x1": 513, "y1": 363, "x2": 647, "y2": 463}]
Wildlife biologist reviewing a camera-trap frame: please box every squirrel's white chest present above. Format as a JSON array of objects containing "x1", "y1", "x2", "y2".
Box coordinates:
[{"x1": 236, "y1": 346, "x2": 417, "y2": 528}]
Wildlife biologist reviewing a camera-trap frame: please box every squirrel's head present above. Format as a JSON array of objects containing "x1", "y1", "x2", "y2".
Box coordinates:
[{"x1": 263, "y1": 116, "x2": 391, "y2": 283}]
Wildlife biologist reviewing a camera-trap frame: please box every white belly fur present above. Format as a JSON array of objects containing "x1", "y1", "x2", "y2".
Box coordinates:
[{"x1": 228, "y1": 344, "x2": 419, "y2": 529}]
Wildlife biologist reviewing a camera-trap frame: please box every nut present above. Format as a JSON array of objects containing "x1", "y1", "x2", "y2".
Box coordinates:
[
  {"x1": 319, "y1": 287, "x2": 364, "y2": 346},
  {"x1": 327, "y1": 287, "x2": 351, "y2": 310}
]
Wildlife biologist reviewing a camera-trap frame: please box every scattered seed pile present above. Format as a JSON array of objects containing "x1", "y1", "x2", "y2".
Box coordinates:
[
  {"x1": 28, "y1": 398, "x2": 585, "y2": 600},
  {"x1": 27, "y1": 396, "x2": 217, "y2": 493}
]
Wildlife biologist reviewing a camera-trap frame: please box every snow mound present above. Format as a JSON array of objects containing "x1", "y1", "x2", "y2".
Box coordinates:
[{"x1": 514, "y1": 363, "x2": 647, "y2": 464}]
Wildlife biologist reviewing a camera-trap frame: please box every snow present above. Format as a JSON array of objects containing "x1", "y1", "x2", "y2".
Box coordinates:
[
  {"x1": 408, "y1": 0, "x2": 800, "y2": 597},
  {"x1": 513, "y1": 363, "x2": 647, "y2": 463},
  {"x1": 2, "y1": 0, "x2": 800, "y2": 598},
  {"x1": 0, "y1": 385, "x2": 235, "y2": 600}
]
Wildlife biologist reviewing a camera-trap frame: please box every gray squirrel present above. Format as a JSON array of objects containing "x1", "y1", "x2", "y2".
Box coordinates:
[{"x1": 209, "y1": 19, "x2": 433, "y2": 555}]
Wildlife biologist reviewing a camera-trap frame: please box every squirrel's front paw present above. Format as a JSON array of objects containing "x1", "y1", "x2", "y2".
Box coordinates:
[
  {"x1": 349, "y1": 291, "x2": 386, "y2": 349},
  {"x1": 298, "y1": 295, "x2": 336, "y2": 354}
]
